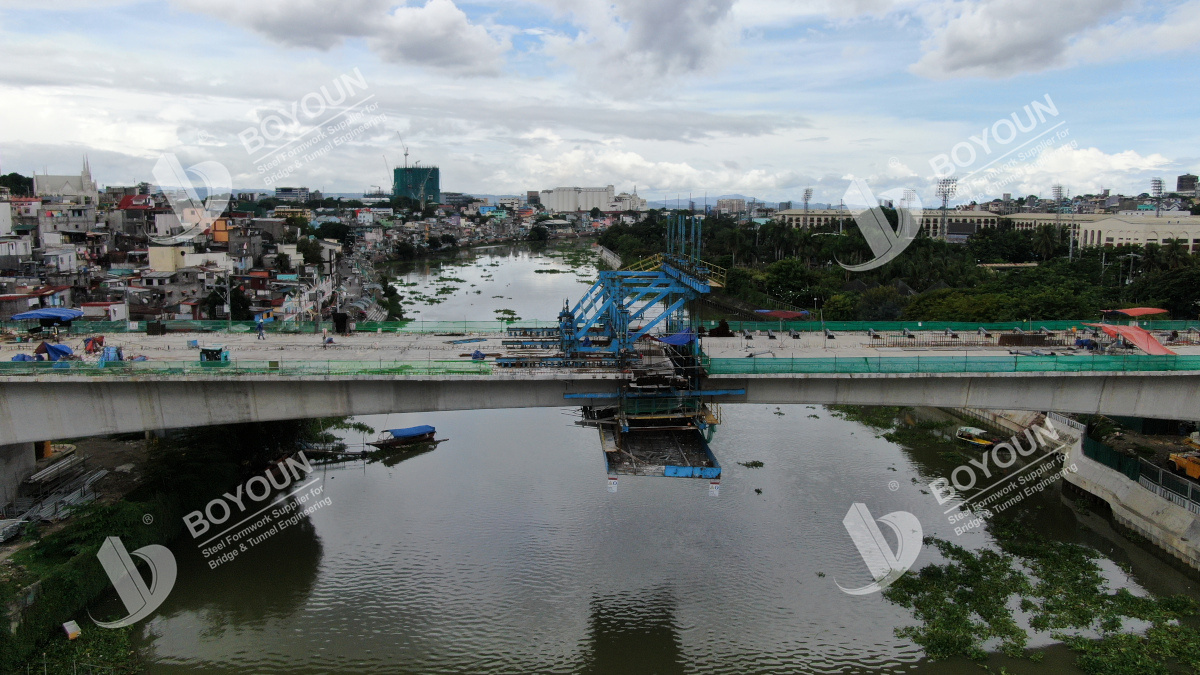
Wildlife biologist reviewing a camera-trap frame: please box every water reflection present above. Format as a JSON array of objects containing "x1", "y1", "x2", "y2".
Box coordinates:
[
  {"x1": 150, "y1": 514, "x2": 322, "y2": 633},
  {"x1": 580, "y1": 588, "x2": 684, "y2": 675}
]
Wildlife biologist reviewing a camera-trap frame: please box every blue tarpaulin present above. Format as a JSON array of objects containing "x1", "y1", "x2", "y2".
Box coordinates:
[
  {"x1": 387, "y1": 425, "x2": 435, "y2": 439},
  {"x1": 10, "y1": 354, "x2": 33, "y2": 362},
  {"x1": 11, "y1": 308, "x2": 84, "y2": 321},
  {"x1": 34, "y1": 342, "x2": 73, "y2": 361},
  {"x1": 654, "y1": 329, "x2": 696, "y2": 346}
]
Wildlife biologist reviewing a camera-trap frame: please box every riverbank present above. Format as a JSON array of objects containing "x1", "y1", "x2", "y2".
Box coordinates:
[
  {"x1": 833, "y1": 404, "x2": 1200, "y2": 673},
  {"x1": 2, "y1": 419, "x2": 360, "y2": 673}
]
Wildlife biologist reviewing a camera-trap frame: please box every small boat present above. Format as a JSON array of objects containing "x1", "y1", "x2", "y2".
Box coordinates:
[
  {"x1": 368, "y1": 425, "x2": 437, "y2": 449},
  {"x1": 955, "y1": 426, "x2": 994, "y2": 449}
]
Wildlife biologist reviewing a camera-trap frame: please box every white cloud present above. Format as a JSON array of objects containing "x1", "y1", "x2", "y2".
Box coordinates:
[
  {"x1": 491, "y1": 145, "x2": 803, "y2": 195},
  {"x1": 955, "y1": 144, "x2": 1172, "y2": 201},
  {"x1": 171, "y1": 0, "x2": 508, "y2": 74},
  {"x1": 908, "y1": 0, "x2": 1200, "y2": 79},
  {"x1": 539, "y1": 0, "x2": 738, "y2": 87},
  {"x1": 171, "y1": 0, "x2": 390, "y2": 49},
  {"x1": 1065, "y1": 0, "x2": 1200, "y2": 64},
  {"x1": 369, "y1": 0, "x2": 510, "y2": 75}
]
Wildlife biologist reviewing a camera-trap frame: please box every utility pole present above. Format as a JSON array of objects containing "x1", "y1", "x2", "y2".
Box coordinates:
[{"x1": 225, "y1": 269, "x2": 233, "y2": 331}]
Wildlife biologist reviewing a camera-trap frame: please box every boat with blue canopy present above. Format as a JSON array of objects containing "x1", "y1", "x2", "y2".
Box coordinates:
[{"x1": 368, "y1": 425, "x2": 437, "y2": 449}]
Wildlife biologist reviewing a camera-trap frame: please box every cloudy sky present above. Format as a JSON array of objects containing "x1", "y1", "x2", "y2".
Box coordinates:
[{"x1": 0, "y1": 0, "x2": 1196, "y2": 206}]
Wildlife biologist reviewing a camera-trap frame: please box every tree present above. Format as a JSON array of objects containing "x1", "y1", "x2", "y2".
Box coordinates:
[
  {"x1": 0, "y1": 172, "x2": 33, "y2": 196},
  {"x1": 204, "y1": 287, "x2": 252, "y2": 321},
  {"x1": 295, "y1": 238, "x2": 323, "y2": 265},
  {"x1": 393, "y1": 241, "x2": 417, "y2": 260},
  {"x1": 528, "y1": 225, "x2": 549, "y2": 241},
  {"x1": 426, "y1": 237, "x2": 442, "y2": 250},
  {"x1": 590, "y1": 207, "x2": 602, "y2": 219},
  {"x1": 440, "y1": 234, "x2": 457, "y2": 247},
  {"x1": 1032, "y1": 225, "x2": 1058, "y2": 260},
  {"x1": 274, "y1": 253, "x2": 292, "y2": 273},
  {"x1": 315, "y1": 221, "x2": 351, "y2": 245},
  {"x1": 1163, "y1": 238, "x2": 1190, "y2": 270}
]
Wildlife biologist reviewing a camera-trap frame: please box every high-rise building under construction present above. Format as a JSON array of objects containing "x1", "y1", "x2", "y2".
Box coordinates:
[{"x1": 393, "y1": 166, "x2": 440, "y2": 205}]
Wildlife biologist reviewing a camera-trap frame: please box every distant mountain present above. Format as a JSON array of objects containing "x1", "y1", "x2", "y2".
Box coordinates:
[{"x1": 645, "y1": 195, "x2": 832, "y2": 210}]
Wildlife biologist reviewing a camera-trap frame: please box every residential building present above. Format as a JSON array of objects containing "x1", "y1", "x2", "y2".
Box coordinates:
[
  {"x1": 274, "y1": 187, "x2": 310, "y2": 203},
  {"x1": 716, "y1": 198, "x2": 746, "y2": 215},
  {"x1": 539, "y1": 186, "x2": 614, "y2": 213},
  {"x1": 273, "y1": 206, "x2": 313, "y2": 220},
  {"x1": 0, "y1": 197, "x2": 11, "y2": 236}
]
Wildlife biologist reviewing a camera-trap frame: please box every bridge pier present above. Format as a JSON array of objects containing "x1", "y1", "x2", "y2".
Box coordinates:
[{"x1": 0, "y1": 442, "x2": 35, "y2": 509}]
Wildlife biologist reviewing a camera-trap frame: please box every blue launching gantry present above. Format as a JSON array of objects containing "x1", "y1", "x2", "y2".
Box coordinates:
[{"x1": 555, "y1": 215, "x2": 725, "y2": 365}]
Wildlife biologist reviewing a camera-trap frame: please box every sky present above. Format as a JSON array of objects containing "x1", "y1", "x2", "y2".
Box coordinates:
[{"x1": 0, "y1": 0, "x2": 1197, "y2": 207}]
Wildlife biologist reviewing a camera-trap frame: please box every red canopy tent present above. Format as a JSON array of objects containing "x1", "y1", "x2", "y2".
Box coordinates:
[
  {"x1": 1084, "y1": 323, "x2": 1176, "y2": 356},
  {"x1": 1101, "y1": 307, "x2": 1169, "y2": 318}
]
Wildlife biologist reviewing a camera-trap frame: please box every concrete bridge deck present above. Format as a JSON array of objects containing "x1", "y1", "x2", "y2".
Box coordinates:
[{"x1": 1, "y1": 330, "x2": 1199, "y2": 445}]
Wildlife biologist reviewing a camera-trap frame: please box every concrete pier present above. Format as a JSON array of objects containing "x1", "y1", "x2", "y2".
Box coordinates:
[{"x1": 0, "y1": 443, "x2": 35, "y2": 509}]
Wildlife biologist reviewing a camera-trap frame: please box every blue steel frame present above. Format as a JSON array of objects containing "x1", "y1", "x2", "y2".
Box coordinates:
[{"x1": 556, "y1": 216, "x2": 715, "y2": 362}]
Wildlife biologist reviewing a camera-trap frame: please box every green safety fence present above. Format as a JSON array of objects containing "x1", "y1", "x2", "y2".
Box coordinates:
[
  {"x1": 4, "y1": 354, "x2": 1194, "y2": 378},
  {"x1": 0, "y1": 359, "x2": 495, "y2": 377},
  {"x1": 0, "y1": 319, "x2": 563, "y2": 335},
  {"x1": 704, "y1": 319, "x2": 1200, "y2": 333},
  {"x1": 705, "y1": 354, "x2": 1200, "y2": 375},
  {"x1": 5, "y1": 318, "x2": 1198, "y2": 335},
  {"x1": 1082, "y1": 437, "x2": 1141, "y2": 481}
]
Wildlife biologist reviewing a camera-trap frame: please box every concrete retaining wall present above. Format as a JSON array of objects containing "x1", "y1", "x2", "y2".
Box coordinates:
[
  {"x1": 597, "y1": 246, "x2": 622, "y2": 269},
  {"x1": 1063, "y1": 436, "x2": 1200, "y2": 570}
]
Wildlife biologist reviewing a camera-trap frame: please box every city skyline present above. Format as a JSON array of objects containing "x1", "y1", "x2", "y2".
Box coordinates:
[{"x1": 0, "y1": 0, "x2": 1196, "y2": 204}]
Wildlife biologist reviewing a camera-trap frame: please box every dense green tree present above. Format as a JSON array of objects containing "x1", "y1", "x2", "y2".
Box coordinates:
[
  {"x1": 203, "y1": 287, "x2": 252, "y2": 321},
  {"x1": 315, "y1": 221, "x2": 351, "y2": 244},
  {"x1": 0, "y1": 172, "x2": 33, "y2": 195}
]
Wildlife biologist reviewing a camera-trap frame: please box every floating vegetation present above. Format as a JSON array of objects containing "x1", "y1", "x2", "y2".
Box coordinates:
[
  {"x1": 436, "y1": 276, "x2": 466, "y2": 283},
  {"x1": 492, "y1": 295, "x2": 505, "y2": 299},
  {"x1": 884, "y1": 522, "x2": 1200, "y2": 671},
  {"x1": 754, "y1": 488, "x2": 763, "y2": 495},
  {"x1": 435, "y1": 287, "x2": 456, "y2": 295},
  {"x1": 829, "y1": 405, "x2": 906, "y2": 428},
  {"x1": 534, "y1": 269, "x2": 569, "y2": 274},
  {"x1": 739, "y1": 461, "x2": 764, "y2": 468}
]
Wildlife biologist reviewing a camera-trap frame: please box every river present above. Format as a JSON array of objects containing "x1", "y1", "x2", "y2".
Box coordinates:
[{"x1": 132, "y1": 243, "x2": 1198, "y2": 674}]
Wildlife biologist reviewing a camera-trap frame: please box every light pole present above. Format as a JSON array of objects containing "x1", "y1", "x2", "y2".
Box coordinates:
[{"x1": 936, "y1": 178, "x2": 957, "y2": 241}]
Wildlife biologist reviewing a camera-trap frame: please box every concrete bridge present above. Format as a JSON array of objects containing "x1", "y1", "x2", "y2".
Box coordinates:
[{"x1": 3, "y1": 367, "x2": 1198, "y2": 446}]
